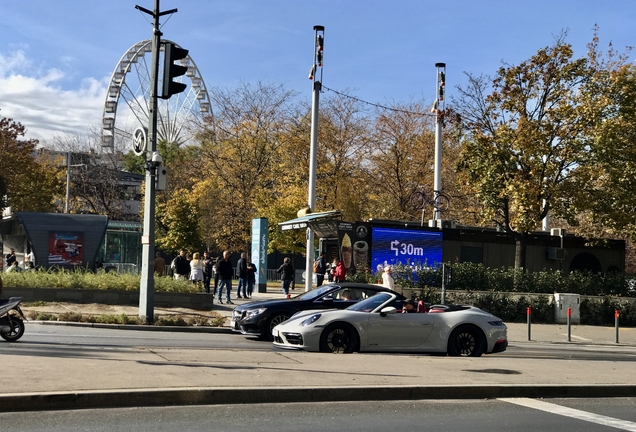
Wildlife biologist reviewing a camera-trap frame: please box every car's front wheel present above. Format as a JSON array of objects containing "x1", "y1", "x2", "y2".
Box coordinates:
[
  {"x1": 319, "y1": 323, "x2": 358, "y2": 353},
  {"x1": 447, "y1": 324, "x2": 485, "y2": 357},
  {"x1": 263, "y1": 313, "x2": 290, "y2": 341}
]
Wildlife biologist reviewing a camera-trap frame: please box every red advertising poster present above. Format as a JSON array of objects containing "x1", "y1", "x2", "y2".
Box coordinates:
[{"x1": 48, "y1": 232, "x2": 84, "y2": 266}]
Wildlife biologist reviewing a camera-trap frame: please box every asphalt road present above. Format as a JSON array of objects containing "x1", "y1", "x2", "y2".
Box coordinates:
[
  {"x1": 2, "y1": 398, "x2": 636, "y2": 432},
  {"x1": 20, "y1": 323, "x2": 636, "y2": 363}
]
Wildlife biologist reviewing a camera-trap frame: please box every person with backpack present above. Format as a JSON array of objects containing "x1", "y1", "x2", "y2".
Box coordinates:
[
  {"x1": 276, "y1": 257, "x2": 295, "y2": 297},
  {"x1": 314, "y1": 252, "x2": 327, "y2": 286}
]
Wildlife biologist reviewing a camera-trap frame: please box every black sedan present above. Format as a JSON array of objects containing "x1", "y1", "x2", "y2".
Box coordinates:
[{"x1": 230, "y1": 283, "x2": 406, "y2": 340}]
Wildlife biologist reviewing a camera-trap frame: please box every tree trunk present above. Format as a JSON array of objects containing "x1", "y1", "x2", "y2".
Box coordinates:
[{"x1": 514, "y1": 233, "x2": 527, "y2": 270}]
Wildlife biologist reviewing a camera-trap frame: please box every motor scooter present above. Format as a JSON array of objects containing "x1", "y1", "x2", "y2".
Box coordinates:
[{"x1": 0, "y1": 297, "x2": 26, "y2": 341}]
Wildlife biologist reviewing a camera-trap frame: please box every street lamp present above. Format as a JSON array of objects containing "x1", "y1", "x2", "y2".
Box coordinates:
[{"x1": 305, "y1": 25, "x2": 324, "y2": 292}]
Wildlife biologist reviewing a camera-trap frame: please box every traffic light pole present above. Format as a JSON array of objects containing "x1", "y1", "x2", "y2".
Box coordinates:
[{"x1": 135, "y1": 0, "x2": 177, "y2": 323}]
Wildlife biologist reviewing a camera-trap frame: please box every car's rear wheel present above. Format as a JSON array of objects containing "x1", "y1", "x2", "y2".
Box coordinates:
[
  {"x1": 447, "y1": 325, "x2": 485, "y2": 357},
  {"x1": 319, "y1": 323, "x2": 358, "y2": 353},
  {"x1": 263, "y1": 313, "x2": 290, "y2": 341}
]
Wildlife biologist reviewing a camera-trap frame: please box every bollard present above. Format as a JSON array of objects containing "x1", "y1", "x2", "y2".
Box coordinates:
[
  {"x1": 527, "y1": 307, "x2": 531, "y2": 341},
  {"x1": 567, "y1": 307, "x2": 572, "y2": 342},
  {"x1": 615, "y1": 309, "x2": 620, "y2": 344}
]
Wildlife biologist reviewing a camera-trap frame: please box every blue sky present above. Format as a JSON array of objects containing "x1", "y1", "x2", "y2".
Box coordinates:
[{"x1": 1, "y1": 0, "x2": 634, "y2": 143}]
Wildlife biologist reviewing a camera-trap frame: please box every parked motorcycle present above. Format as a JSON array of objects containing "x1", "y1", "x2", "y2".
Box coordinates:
[{"x1": 0, "y1": 297, "x2": 26, "y2": 341}]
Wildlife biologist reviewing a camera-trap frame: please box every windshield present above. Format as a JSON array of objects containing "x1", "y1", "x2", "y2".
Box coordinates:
[
  {"x1": 347, "y1": 292, "x2": 393, "y2": 312},
  {"x1": 297, "y1": 284, "x2": 340, "y2": 301}
]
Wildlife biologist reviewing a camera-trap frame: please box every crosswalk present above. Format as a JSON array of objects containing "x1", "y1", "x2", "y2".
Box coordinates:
[{"x1": 500, "y1": 398, "x2": 636, "y2": 431}]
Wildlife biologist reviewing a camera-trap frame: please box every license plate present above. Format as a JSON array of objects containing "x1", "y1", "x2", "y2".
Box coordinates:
[{"x1": 230, "y1": 319, "x2": 239, "y2": 330}]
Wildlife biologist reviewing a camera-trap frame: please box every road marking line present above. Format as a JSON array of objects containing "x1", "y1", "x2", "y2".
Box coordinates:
[{"x1": 500, "y1": 398, "x2": 636, "y2": 431}]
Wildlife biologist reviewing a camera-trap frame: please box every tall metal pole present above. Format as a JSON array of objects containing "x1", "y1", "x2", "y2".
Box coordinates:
[
  {"x1": 305, "y1": 25, "x2": 324, "y2": 292},
  {"x1": 65, "y1": 152, "x2": 71, "y2": 214},
  {"x1": 433, "y1": 63, "x2": 446, "y2": 221},
  {"x1": 138, "y1": 0, "x2": 162, "y2": 323}
]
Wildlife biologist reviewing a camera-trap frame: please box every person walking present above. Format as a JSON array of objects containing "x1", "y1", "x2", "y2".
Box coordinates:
[
  {"x1": 153, "y1": 251, "x2": 166, "y2": 276},
  {"x1": 382, "y1": 265, "x2": 395, "y2": 290},
  {"x1": 236, "y1": 252, "x2": 248, "y2": 299},
  {"x1": 5, "y1": 248, "x2": 16, "y2": 268},
  {"x1": 215, "y1": 250, "x2": 234, "y2": 304},
  {"x1": 328, "y1": 258, "x2": 337, "y2": 282},
  {"x1": 190, "y1": 252, "x2": 204, "y2": 289},
  {"x1": 173, "y1": 249, "x2": 190, "y2": 280},
  {"x1": 315, "y1": 252, "x2": 327, "y2": 286},
  {"x1": 202, "y1": 252, "x2": 214, "y2": 294},
  {"x1": 277, "y1": 257, "x2": 295, "y2": 297},
  {"x1": 247, "y1": 259, "x2": 257, "y2": 298},
  {"x1": 333, "y1": 258, "x2": 346, "y2": 283}
]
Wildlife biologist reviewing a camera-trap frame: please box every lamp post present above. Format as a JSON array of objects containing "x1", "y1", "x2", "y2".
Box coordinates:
[{"x1": 305, "y1": 25, "x2": 324, "y2": 292}]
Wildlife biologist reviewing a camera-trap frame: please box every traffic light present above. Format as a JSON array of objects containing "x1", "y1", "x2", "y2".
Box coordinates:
[{"x1": 161, "y1": 42, "x2": 189, "y2": 99}]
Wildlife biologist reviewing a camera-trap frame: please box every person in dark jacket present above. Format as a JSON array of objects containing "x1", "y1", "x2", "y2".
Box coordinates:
[
  {"x1": 236, "y1": 252, "x2": 248, "y2": 298},
  {"x1": 315, "y1": 252, "x2": 327, "y2": 286},
  {"x1": 173, "y1": 250, "x2": 190, "y2": 280},
  {"x1": 202, "y1": 252, "x2": 214, "y2": 294},
  {"x1": 246, "y1": 259, "x2": 257, "y2": 299},
  {"x1": 215, "y1": 250, "x2": 234, "y2": 304},
  {"x1": 276, "y1": 257, "x2": 294, "y2": 296}
]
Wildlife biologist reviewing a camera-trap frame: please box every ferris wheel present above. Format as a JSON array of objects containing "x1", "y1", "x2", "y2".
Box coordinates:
[{"x1": 101, "y1": 39, "x2": 211, "y2": 149}]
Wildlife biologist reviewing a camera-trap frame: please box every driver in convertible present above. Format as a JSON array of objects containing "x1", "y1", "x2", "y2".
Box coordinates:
[{"x1": 402, "y1": 299, "x2": 417, "y2": 313}]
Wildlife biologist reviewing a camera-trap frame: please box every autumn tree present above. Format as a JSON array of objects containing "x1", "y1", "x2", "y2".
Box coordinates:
[
  {"x1": 0, "y1": 116, "x2": 59, "y2": 212},
  {"x1": 314, "y1": 93, "x2": 372, "y2": 222},
  {"x1": 365, "y1": 104, "x2": 436, "y2": 221},
  {"x1": 195, "y1": 82, "x2": 301, "y2": 252},
  {"x1": 454, "y1": 36, "x2": 593, "y2": 269},
  {"x1": 49, "y1": 132, "x2": 138, "y2": 220}
]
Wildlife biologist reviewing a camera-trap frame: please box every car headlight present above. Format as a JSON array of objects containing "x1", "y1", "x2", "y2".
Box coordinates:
[
  {"x1": 300, "y1": 314, "x2": 321, "y2": 326},
  {"x1": 488, "y1": 320, "x2": 504, "y2": 326},
  {"x1": 245, "y1": 308, "x2": 267, "y2": 318}
]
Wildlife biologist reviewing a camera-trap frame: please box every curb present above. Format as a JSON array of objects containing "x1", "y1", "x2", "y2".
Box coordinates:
[
  {"x1": 29, "y1": 320, "x2": 233, "y2": 333},
  {"x1": 2, "y1": 384, "x2": 636, "y2": 413}
]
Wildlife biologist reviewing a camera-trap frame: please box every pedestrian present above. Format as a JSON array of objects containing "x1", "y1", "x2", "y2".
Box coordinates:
[
  {"x1": 277, "y1": 257, "x2": 295, "y2": 296},
  {"x1": 5, "y1": 248, "x2": 16, "y2": 268},
  {"x1": 382, "y1": 265, "x2": 395, "y2": 290},
  {"x1": 247, "y1": 259, "x2": 257, "y2": 298},
  {"x1": 172, "y1": 249, "x2": 190, "y2": 280},
  {"x1": 202, "y1": 251, "x2": 214, "y2": 293},
  {"x1": 328, "y1": 258, "x2": 337, "y2": 282},
  {"x1": 6, "y1": 261, "x2": 21, "y2": 273},
  {"x1": 153, "y1": 251, "x2": 166, "y2": 276},
  {"x1": 215, "y1": 250, "x2": 234, "y2": 304},
  {"x1": 315, "y1": 252, "x2": 327, "y2": 286},
  {"x1": 236, "y1": 252, "x2": 248, "y2": 298},
  {"x1": 190, "y1": 252, "x2": 204, "y2": 289},
  {"x1": 25, "y1": 248, "x2": 35, "y2": 267},
  {"x1": 333, "y1": 258, "x2": 346, "y2": 283}
]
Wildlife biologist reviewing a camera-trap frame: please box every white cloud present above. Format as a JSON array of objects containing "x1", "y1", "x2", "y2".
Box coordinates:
[{"x1": 0, "y1": 50, "x2": 106, "y2": 143}]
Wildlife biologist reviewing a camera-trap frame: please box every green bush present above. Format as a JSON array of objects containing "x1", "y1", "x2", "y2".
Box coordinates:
[{"x1": 3, "y1": 267, "x2": 198, "y2": 293}]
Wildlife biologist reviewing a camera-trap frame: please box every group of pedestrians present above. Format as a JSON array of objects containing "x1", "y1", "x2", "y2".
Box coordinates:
[{"x1": 154, "y1": 249, "x2": 257, "y2": 304}]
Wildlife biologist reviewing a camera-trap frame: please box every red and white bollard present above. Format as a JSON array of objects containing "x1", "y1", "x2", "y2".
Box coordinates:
[
  {"x1": 527, "y1": 307, "x2": 531, "y2": 341},
  {"x1": 615, "y1": 309, "x2": 620, "y2": 344},
  {"x1": 567, "y1": 307, "x2": 572, "y2": 342}
]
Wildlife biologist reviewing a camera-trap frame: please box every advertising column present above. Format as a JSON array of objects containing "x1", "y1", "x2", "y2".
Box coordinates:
[{"x1": 251, "y1": 218, "x2": 269, "y2": 293}]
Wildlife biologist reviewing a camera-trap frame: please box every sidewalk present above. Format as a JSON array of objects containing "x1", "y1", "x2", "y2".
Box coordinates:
[{"x1": 3, "y1": 290, "x2": 636, "y2": 412}]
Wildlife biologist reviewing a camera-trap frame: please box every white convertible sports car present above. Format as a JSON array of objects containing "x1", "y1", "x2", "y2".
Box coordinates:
[{"x1": 272, "y1": 292, "x2": 508, "y2": 356}]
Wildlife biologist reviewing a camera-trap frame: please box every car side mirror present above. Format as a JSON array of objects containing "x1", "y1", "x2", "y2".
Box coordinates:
[{"x1": 380, "y1": 306, "x2": 397, "y2": 317}]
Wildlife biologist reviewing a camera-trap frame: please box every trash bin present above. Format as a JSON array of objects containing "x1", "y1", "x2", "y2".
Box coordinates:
[{"x1": 554, "y1": 293, "x2": 580, "y2": 324}]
